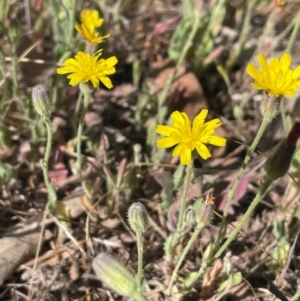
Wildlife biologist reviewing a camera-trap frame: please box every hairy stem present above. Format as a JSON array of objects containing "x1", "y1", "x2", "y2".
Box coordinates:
[
  {"x1": 41, "y1": 118, "x2": 57, "y2": 212},
  {"x1": 167, "y1": 222, "x2": 204, "y2": 295},
  {"x1": 220, "y1": 114, "x2": 271, "y2": 236},
  {"x1": 136, "y1": 231, "x2": 144, "y2": 289}
]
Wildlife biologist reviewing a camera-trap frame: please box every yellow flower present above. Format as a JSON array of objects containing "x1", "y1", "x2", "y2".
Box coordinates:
[
  {"x1": 246, "y1": 53, "x2": 300, "y2": 97},
  {"x1": 75, "y1": 9, "x2": 110, "y2": 45},
  {"x1": 156, "y1": 110, "x2": 226, "y2": 165},
  {"x1": 79, "y1": 10, "x2": 103, "y2": 31},
  {"x1": 57, "y1": 51, "x2": 118, "y2": 89}
]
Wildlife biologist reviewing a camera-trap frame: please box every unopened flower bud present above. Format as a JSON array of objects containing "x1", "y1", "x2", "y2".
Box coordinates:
[
  {"x1": 184, "y1": 209, "x2": 196, "y2": 226},
  {"x1": 32, "y1": 85, "x2": 53, "y2": 119},
  {"x1": 265, "y1": 122, "x2": 300, "y2": 180},
  {"x1": 196, "y1": 189, "x2": 215, "y2": 226},
  {"x1": 92, "y1": 253, "x2": 146, "y2": 301},
  {"x1": 128, "y1": 202, "x2": 148, "y2": 234}
]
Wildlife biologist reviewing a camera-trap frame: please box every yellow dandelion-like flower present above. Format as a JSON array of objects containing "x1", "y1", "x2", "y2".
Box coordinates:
[
  {"x1": 156, "y1": 110, "x2": 226, "y2": 165},
  {"x1": 57, "y1": 51, "x2": 118, "y2": 89},
  {"x1": 78, "y1": 9, "x2": 103, "y2": 31},
  {"x1": 246, "y1": 53, "x2": 300, "y2": 97},
  {"x1": 75, "y1": 9, "x2": 110, "y2": 45}
]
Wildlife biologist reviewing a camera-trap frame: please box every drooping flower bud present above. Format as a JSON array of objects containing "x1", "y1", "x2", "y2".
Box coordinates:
[
  {"x1": 128, "y1": 202, "x2": 148, "y2": 234},
  {"x1": 264, "y1": 122, "x2": 300, "y2": 180},
  {"x1": 32, "y1": 85, "x2": 53, "y2": 119},
  {"x1": 92, "y1": 252, "x2": 146, "y2": 301},
  {"x1": 196, "y1": 189, "x2": 215, "y2": 226}
]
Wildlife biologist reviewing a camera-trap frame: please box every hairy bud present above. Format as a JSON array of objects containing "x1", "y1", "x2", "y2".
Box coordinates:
[
  {"x1": 92, "y1": 253, "x2": 146, "y2": 300},
  {"x1": 128, "y1": 202, "x2": 148, "y2": 234},
  {"x1": 32, "y1": 85, "x2": 53, "y2": 119}
]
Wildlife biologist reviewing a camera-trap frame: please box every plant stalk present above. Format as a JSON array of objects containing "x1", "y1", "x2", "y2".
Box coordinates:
[
  {"x1": 167, "y1": 222, "x2": 204, "y2": 295},
  {"x1": 220, "y1": 113, "x2": 271, "y2": 234},
  {"x1": 41, "y1": 118, "x2": 57, "y2": 212},
  {"x1": 136, "y1": 231, "x2": 144, "y2": 289}
]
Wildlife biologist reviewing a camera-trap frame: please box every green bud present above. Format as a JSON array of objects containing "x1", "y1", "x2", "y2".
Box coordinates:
[
  {"x1": 32, "y1": 85, "x2": 53, "y2": 119},
  {"x1": 203, "y1": 242, "x2": 216, "y2": 261},
  {"x1": 184, "y1": 209, "x2": 196, "y2": 227},
  {"x1": 128, "y1": 202, "x2": 148, "y2": 234},
  {"x1": 92, "y1": 253, "x2": 146, "y2": 301}
]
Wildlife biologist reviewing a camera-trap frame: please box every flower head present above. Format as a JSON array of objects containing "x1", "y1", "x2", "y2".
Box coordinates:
[
  {"x1": 246, "y1": 53, "x2": 300, "y2": 97},
  {"x1": 75, "y1": 9, "x2": 110, "y2": 45},
  {"x1": 156, "y1": 110, "x2": 226, "y2": 165},
  {"x1": 57, "y1": 51, "x2": 118, "y2": 89}
]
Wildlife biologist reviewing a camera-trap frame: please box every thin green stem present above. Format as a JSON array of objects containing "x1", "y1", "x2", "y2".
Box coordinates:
[
  {"x1": 186, "y1": 176, "x2": 273, "y2": 288},
  {"x1": 167, "y1": 222, "x2": 204, "y2": 295},
  {"x1": 214, "y1": 176, "x2": 273, "y2": 260},
  {"x1": 11, "y1": 41, "x2": 19, "y2": 98},
  {"x1": 76, "y1": 83, "x2": 92, "y2": 199},
  {"x1": 185, "y1": 259, "x2": 207, "y2": 288},
  {"x1": 136, "y1": 231, "x2": 144, "y2": 289},
  {"x1": 41, "y1": 118, "x2": 57, "y2": 212},
  {"x1": 280, "y1": 100, "x2": 287, "y2": 134},
  {"x1": 76, "y1": 90, "x2": 90, "y2": 176},
  {"x1": 286, "y1": 9, "x2": 300, "y2": 54},
  {"x1": 220, "y1": 114, "x2": 271, "y2": 233},
  {"x1": 164, "y1": 162, "x2": 194, "y2": 258},
  {"x1": 75, "y1": 90, "x2": 83, "y2": 115},
  {"x1": 177, "y1": 162, "x2": 193, "y2": 233}
]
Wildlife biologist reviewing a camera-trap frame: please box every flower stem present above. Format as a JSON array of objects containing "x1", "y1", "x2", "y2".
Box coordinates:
[
  {"x1": 213, "y1": 176, "x2": 273, "y2": 260},
  {"x1": 76, "y1": 83, "x2": 91, "y2": 197},
  {"x1": 11, "y1": 42, "x2": 19, "y2": 98},
  {"x1": 280, "y1": 97, "x2": 287, "y2": 134},
  {"x1": 167, "y1": 222, "x2": 204, "y2": 295},
  {"x1": 41, "y1": 118, "x2": 57, "y2": 213},
  {"x1": 187, "y1": 176, "x2": 273, "y2": 288},
  {"x1": 164, "y1": 162, "x2": 193, "y2": 259},
  {"x1": 286, "y1": 9, "x2": 300, "y2": 54},
  {"x1": 136, "y1": 231, "x2": 144, "y2": 289},
  {"x1": 220, "y1": 113, "x2": 271, "y2": 234},
  {"x1": 177, "y1": 162, "x2": 193, "y2": 233},
  {"x1": 185, "y1": 260, "x2": 207, "y2": 288}
]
